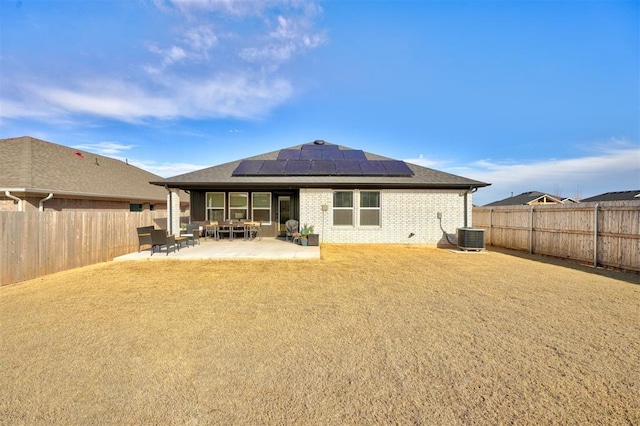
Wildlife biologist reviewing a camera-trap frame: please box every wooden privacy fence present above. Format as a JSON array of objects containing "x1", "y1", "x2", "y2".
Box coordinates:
[
  {"x1": 0, "y1": 211, "x2": 177, "y2": 286},
  {"x1": 472, "y1": 200, "x2": 640, "y2": 273}
]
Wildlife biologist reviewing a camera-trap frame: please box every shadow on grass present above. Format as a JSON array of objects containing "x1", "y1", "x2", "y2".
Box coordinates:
[{"x1": 486, "y1": 246, "x2": 640, "y2": 285}]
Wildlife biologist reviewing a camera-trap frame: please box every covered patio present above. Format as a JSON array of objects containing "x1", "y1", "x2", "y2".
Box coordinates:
[{"x1": 114, "y1": 237, "x2": 320, "y2": 261}]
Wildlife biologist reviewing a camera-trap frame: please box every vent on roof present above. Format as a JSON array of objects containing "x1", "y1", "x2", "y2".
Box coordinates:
[
  {"x1": 313, "y1": 139, "x2": 325, "y2": 145},
  {"x1": 457, "y1": 228, "x2": 485, "y2": 251}
]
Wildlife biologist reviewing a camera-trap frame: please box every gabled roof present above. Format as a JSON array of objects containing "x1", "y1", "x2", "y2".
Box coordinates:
[
  {"x1": 581, "y1": 190, "x2": 640, "y2": 202},
  {"x1": 152, "y1": 141, "x2": 490, "y2": 190},
  {"x1": 484, "y1": 191, "x2": 564, "y2": 207},
  {"x1": 1, "y1": 136, "x2": 169, "y2": 202}
]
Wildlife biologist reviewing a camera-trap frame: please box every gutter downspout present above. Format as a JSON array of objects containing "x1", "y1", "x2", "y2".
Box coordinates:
[
  {"x1": 4, "y1": 191, "x2": 23, "y2": 212},
  {"x1": 39, "y1": 193, "x2": 54, "y2": 212},
  {"x1": 461, "y1": 187, "x2": 478, "y2": 228}
]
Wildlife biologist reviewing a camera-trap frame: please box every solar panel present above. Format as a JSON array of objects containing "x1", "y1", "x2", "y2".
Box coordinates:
[
  {"x1": 232, "y1": 160, "x2": 264, "y2": 176},
  {"x1": 311, "y1": 160, "x2": 336, "y2": 175},
  {"x1": 300, "y1": 149, "x2": 323, "y2": 160},
  {"x1": 277, "y1": 149, "x2": 301, "y2": 160},
  {"x1": 342, "y1": 150, "x2": 367, "y2": 160},
  {"x1": 284, "y1": 160, "x2": 311, "y2": 175},
  {"x1": 301, "y1": 143, "x2": 339, "y2": 150},
  {"x1": 358, "y1": 161, "x2": 387, "y2": 175},
  {"x1": 322, "y1": 149, "x2": 344, "y2": 160},
  {"x1": 334, "y1": 160, "x2": 363, "y2": 175},
  {"x1": 258, "y1": 160, "x2": 287, "y2": 175},
  {"x1": 381, "y1": 161, "x2": 414, "y2": 176}
]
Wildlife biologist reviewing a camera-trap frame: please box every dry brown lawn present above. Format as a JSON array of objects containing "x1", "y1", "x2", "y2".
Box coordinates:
[{"x1": 1, "y1": 245, "x2": 638, "y2": 425}]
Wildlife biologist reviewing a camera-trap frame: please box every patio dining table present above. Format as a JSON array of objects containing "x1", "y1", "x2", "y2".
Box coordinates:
[{"x1": 212, "y1": 221, "x2": 262, "y2": 241}]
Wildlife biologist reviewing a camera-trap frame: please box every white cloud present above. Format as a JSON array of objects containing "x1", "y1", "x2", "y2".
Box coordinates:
[
  {"x1": 0, "y1": 0, "x2": 323, "y2": 123},
  {"x1": 240, "y1": 12, "x2": 326, "y2": 66},
  {"x1": 129, "y1": 159, "x2": 204, "y2": 178},
  {"x1": 4, "y1": 72, "x2": 292, "y2": 122},
  {"x1": 454, "y1": 144, "x2": 639, "y2": 205},
  {"x1": 72, "y1": 141, "x2": 135, "y2": 156},
  {"x1": 404, "y1": 154, "x2": 450, "y2": 169},
  {"x1": 405, "y1": 143, "x2": 639, "y2": 205}
]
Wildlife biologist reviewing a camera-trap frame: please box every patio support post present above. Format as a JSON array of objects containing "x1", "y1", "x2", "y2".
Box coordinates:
[{"x1": 167, "y1": 188, "x2": 181, "y2": 236}]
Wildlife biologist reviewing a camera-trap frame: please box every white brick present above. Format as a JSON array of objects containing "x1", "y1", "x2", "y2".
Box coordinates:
[{"x1": 299, "y1": 188, "x2": 474, "y2": 244}]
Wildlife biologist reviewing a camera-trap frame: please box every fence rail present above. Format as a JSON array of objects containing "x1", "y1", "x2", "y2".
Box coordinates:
[
  {"x1": 472, "y1": 200, "x2": 640, "y2": 273},
  {"x1": 0, "y1": 211, "x2": 179, "y2": 286}
]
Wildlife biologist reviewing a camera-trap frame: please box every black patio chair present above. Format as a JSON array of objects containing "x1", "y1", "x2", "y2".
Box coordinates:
[
  {"x1": 150, "y1": 229, "x2": 177, "y2": 256},
  {"x1": 285, "y1": 219, "x2": 299, "y2": 243},
  {"x1": 136, "y1": 226, "x2": 154, "y2": 252},
  {"x1": 184, "y1": 224, "x2": 201, "y2": 246}
]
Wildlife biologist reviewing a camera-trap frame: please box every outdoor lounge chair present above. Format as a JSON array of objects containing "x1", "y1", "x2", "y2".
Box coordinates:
[
  {"x1": 136, "y1": 226, "x2": 155, "y2": 252},
  {"x1": 285, "y1": 219, "x2": 299, "y2": 243},
  {"x1": 150, "y1": 229, "x2": 177, "y2": 256}
]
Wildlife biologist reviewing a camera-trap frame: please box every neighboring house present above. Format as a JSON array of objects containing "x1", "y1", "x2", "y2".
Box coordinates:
[
  {"x1": 484, "y1": 191, "x2": 571, "y2": 207},
  {"x1": 152, "y1": 140, "x2": 490, "y2": 244},
  {"x1": 0, "y1": 136, "x2": 188, "y2": 214},
  {"x1": 581, "y1": 190, "x2": 640, "y2": 202}
]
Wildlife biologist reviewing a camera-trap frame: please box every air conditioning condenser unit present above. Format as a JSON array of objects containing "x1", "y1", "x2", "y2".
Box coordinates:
[{"x1": 457, "y1": 227, "x2": 485, "y2": 251}]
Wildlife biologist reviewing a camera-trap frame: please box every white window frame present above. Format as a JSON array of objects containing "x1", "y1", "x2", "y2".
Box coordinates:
[
  {"x1": 206, "y1": 192, "x2": 225, "y2": 222},
  {"x1": 251, "y1": 192, "x2": 272, "y2": 224},
  {"x1": 333, "y1": 190, "x2": 354, "y2": 226},
  {"x1": 229, "y1": 192, "x2": 249, "y2": 220},
  {"x1": 359, "y1": 190, "x2": 381, "y2": 227}
]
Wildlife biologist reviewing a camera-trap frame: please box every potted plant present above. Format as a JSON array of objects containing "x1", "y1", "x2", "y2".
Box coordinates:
[{"x1": 300, "y1": 223, "x2": 314, "y2": 246}]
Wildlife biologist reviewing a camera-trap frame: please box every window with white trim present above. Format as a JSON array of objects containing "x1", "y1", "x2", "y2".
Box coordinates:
[
  {"x1": 333, "y1": 191, "x2": 353, "y2": 226},
  {"x1": 229, "y1": 192, "x2": 249, "y2": 220},
  {"x1": 252, "y1": 192, "x2": 271, "y2": 223},
  {"x1": 206, "y1": 192, "x2": 225, "y2": 222},
  {"x1": 360, "y1": 191, "x2": 380, "y2": 226}
]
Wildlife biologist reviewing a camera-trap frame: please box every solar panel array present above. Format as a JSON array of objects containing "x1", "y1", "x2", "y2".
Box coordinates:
[
  {"x1": 277, "y1": 148, "x2": 367, "y2": 161},
  {"x1": 232, "y1": 145, "x2": 414, "y2": 177}
]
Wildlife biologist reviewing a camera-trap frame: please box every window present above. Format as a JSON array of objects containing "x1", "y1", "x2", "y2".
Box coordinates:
[
  {"x1": 206, "y1": 192, "x2": 225, "y2": 222},
  {"x1": 333, "y1": 191, "x2": 353, "y2": 226},
  {"x1": 252, "y1": 192, "x2": 271, "y2": 223},
  {"x1": 229, "y1": 192, "x2": 248, "y2": 220},
  {"x1": 129, "y1": 203, "x2": 143, "y2": 212},
  {"x1": 360, "y1": 191, "x2": 380, "y2": 226}
]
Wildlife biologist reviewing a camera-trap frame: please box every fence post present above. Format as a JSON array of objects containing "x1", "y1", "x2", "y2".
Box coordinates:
[
  {"x1": 593, "y1": 203, "x2": 598, "y2": 268},
  {"x1": 489, "y1": 208, "x2": 493, "y2": 246},
  {"x1": 529, "y1": 205, "x2": 534, "y2": 254}
]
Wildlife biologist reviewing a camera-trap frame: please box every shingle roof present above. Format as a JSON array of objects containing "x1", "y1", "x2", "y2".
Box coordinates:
[
  {"x1": 152, "y1": 141, "x2": 490, "y2": 190},
  {"x1": 581, "y1": 190, "x2": 640, "y2": 202},
  {"x1": 484, "y1": 191, "x2": 563, "y2": 207},
  {"x1": 1, "y1": 136, "x2": 170, "y2": 202}
]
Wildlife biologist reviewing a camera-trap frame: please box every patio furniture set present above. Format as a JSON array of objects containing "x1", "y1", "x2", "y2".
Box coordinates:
[
  {"x1": 136, "y1": 221, "x2": 263, "y2": 256},
  {"x1": 203, "y1": 221, "x2": 263, "y2": 241},
  {"x1": 136, "y1": 224, "x2": 201, "y2": 256}
]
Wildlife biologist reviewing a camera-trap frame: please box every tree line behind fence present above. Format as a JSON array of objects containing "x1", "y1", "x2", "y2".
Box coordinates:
[{"x1": 472, "y1": 200, "x2": 640, "y2": 273}]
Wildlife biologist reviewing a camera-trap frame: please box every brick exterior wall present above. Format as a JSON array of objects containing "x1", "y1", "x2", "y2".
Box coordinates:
[
  {"x1": 299, "y1": 188, "x2": 473, "y2": 245},
  {"x1": 169, "y1": 188, "x2": 182, "y2": 235}
]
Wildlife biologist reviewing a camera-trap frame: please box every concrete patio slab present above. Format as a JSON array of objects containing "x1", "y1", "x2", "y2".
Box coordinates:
[{"x1": 114, "y1": 238, "x2": 320, "y2": 261}]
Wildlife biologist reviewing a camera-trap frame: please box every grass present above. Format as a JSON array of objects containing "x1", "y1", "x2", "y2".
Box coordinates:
[{"x1": 1, "y1": 245, "x2": 638, "y2": 425}]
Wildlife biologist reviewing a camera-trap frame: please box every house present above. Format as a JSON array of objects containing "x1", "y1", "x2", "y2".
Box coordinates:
[
  {"x1": 483, "y1": 191, "x2": 573, "y2": 207},
  {"x1": 152, "y1": 140, "x2": 490, "y2": 244},
  {"x1": 0, "y1": 136, "x2": 188, "y2": 214},
  {"x1": 580, "y1": 190, "x2": 640, "y2": 202}
]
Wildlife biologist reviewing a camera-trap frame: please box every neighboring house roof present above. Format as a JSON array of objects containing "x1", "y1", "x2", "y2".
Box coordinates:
[
  {"x1": 152, "y1": 141, "x2": 490, "y2": 190},
  {"x1": 484, "y1": 191, "x2": 564, "y2": 207},
  {"x1": 561, "y1": 197, "x2": 579, "y2": 204},
  {"x1": 581, "y1": 190, "x2": 640, "y2": 202},
  {"x1": 0, "y1": 136, "x2": 171, "y2": 202}
]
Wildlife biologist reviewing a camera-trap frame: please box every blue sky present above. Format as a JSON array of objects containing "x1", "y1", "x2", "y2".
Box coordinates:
[{"x1": 1, "y1": 0, "x2": 638, "y2": 205}]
